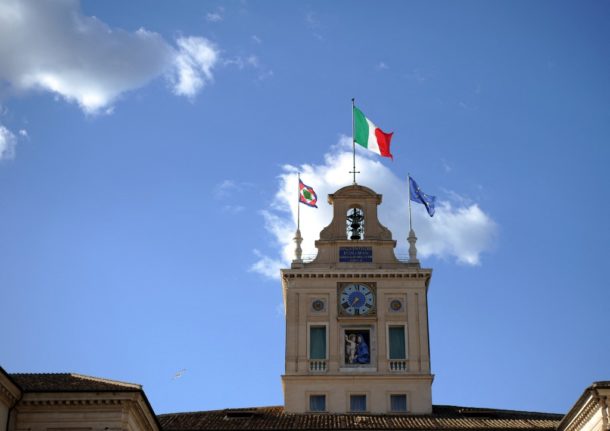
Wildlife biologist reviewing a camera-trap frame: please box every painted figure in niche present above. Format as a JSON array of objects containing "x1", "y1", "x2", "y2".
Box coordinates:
[
  {"x1": 345, "y1": 334, "x2": 357, "y2": 363},
  {"x1": 345, "y1": 332, "x2": 370, "y2": 364},
  {"x1": 355, "y1": 334, "x2": 370, "y2": 364}
]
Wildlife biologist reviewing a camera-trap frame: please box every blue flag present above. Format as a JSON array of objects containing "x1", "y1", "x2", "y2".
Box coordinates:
[{"x1": 409, "y1": 176, "x2": 436, "y2": 217}]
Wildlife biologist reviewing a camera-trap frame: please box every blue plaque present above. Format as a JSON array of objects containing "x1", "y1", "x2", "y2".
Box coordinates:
[{"x1": 339, "y1": 247, "x2": 373, "y2": 262}]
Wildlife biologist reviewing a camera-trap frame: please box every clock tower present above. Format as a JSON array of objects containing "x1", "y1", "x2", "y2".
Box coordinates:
[{"x1": 281, "y1": 184, "x2": 433, "y2": 414}]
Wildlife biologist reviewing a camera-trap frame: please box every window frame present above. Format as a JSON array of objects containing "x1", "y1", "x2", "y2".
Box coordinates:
[
  {"x1": 388, "y1": 393, "x2": 408, "y2": 413},
  {"x1": 348, "y1": 393, "x2": 368, "y2": 413},
  {"x1": 386, "y1": 323, "x2": 408, "y2": 360},
  {"x1": 308, "y1": 394, "x2": 327, "y2": 412},
  {"x1": 307, "y1": 322, "x2": 329, "y2": 360}
]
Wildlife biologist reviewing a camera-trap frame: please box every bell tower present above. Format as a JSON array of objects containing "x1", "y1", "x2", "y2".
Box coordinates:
[{"x1": 281, "y1": 184, "x2": 433, "y2": 414}]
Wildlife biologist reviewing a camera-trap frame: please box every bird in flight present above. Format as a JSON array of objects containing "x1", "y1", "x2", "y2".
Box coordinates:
[{"x1": 172, "y1": 369, "x2": 187, "y2": 380}]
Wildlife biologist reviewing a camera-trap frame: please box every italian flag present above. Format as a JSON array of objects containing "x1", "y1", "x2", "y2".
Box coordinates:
[{"x1": 353, "y1": 106, "x2": 394, "y2": 159}]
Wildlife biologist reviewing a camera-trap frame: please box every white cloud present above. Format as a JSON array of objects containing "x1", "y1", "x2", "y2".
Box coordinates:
[
  {"x1": 256, "y1": 69, "x2": 274, "y2": 82},
  {"x1": 171, "y1": 36, "x2": 218, "y2": 98},
  {"x1": 214, "y1": 179, "x2": 255, "y2": 199},
  {"x1": 214, "y1": 180, "x2": 254, "y2": 215},
  {"x1": 206, "y1": 12, "x2": 223, "y2": 22},
  {"x1": 0, "y1": 126, "x2": 17, "y2": 160},
  {"x1": 222, "y1": 205, "x2": 245, "y2": 214},
  {"x1": 0, "y1": 1, "x2": 219, "y2": 113},
  {"x1": 249, "y1": 249, "x2": 284, "y2": 279},
  {"x1": 405, "y1": 68, "x2": 428, "y2": 83},
  {"x1": 376, "y1": 62, "x2": 389, "y2": 70},
  {"x1": 246, "y1": 55, "x2": 260, "y2": 68},
  {"x1": 304, "y1": 10, "x2": 324, "y2": 41},
  {"x1": 205, "y1": 6, "x2": 224, "y2": 23},
  {"x1": 305, "y1": 11, "x2": 319, "y2": 27},
  {"x1": 251, "y1": 35, "x2": 262, "y2": 44},
  {"x1": 223, "y1": 54, "x2": 273, "y2": 82},
  {"x1": 250, "y1": 137, "x2": 497, "y2": 279},
  {"x1": 214, "y1": 179, "x2": 240, "y2": 198},
  {"x1": 224, "y1": 55, "x2": 259, "y2": 70}
]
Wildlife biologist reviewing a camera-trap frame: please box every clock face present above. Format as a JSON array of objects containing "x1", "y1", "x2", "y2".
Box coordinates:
[{"x1": 340, "y1": 284, "x2": 375, "y2": 316}]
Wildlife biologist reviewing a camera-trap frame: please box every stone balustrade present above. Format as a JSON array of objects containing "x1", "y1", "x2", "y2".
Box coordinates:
[
  {"x1": 389, "y1": 360, "x2": 408, "y2": 372},
  {"x1": 309, "y1": 360, "x2": 327, "y2": 372}
]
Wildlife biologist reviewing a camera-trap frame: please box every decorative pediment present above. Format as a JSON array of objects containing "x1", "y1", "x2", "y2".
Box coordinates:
[{"x1": 318, "y1": 185, "x2": 392, "y2": 242}]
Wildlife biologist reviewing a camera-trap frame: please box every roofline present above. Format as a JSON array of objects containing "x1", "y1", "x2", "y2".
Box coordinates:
[
  {"x1": 69, "y1": 373, "x2": 142, "y2": 389},
  {"x1": 139, "y1": 385, "x2": 164, "y2": 431},
  {"x1": 156, "y1": 404, "x2": 564, "y2": 419},
  {"x1": 558, "y1": 381, "x2": 610, "y2": 430},
  {"x1": 9, "y1": 372, "x2": 142, "y2": 391},
  {"x1": 157, "y1": 406, "x2": 281, "y2": 417},
  {"x1": 6, "y1": 370, "x2": 162, "y2": 431},
  {"x1": 328, "y1": 184, "x2": 382, "y2": 205},
  {"x1": 0, "y1": 366, "x2": 22, "y2": 394}
]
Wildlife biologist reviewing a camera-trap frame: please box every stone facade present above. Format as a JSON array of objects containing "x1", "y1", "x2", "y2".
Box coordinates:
[
  {"x1": 0, "y1": 371, "x2": 158, "y2": 431},
  {"x1": 282, "y1": 185, "x2": 433, "y2": 414},
  {"x1": 559, "y1": 382, "x2": 610, "y2": 431},
  {"x1": 0, "y1": 370, "x2": 20, "y2": 431}
]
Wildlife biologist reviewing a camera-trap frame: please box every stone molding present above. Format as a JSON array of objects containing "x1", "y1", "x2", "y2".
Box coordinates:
[
  {"x1": 282, "y1": 373, "x2": 434, "y2": 381},
  {"x1": 0, "y1": 372, "x2": 21, "y2": 408},
  {"x1": 561, "y1": 397, "x2": 598, "y2": 431},
  {"x1": 15, "y1": 391, "x2": 159, "y2": 431},
  {"x1": 559, "y1": 383, "x2": 610, "y2": 431},
  {"x1": 18, "y1": 398, "x2": 123, "y2": 407},
  {"x1": 282, "y1": 271, "x2": 431, "y2": 280}
]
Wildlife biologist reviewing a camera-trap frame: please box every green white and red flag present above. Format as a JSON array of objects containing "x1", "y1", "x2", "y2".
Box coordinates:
[
  {"x1": 299, "y1": 179, "x2": 318, "y2": 208},
  {"x1": 353, "y1": 106, "x2": 394, "y2": 159}
]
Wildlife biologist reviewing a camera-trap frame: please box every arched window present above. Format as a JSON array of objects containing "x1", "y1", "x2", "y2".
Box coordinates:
[{"x1": 346, "y1": 207, "x2": 365, "y2": 240}]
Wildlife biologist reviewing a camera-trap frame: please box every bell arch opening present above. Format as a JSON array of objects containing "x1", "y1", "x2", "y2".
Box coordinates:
[{"x1": 346, "y1": 207, "x2": 365, "y2": 240}]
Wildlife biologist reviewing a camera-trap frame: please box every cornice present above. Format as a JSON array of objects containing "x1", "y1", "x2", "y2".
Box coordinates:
[
  {"x1": 125, "y1": 398, "x2": 159, "y2": 431},
  {"x1": 559, "y1": 383, "x2": 610, "y2": 431},
  {"x1": 282, "y1": 270, "x2": 432, "y2": 280},
  {"x1": 282, "y1": 373, "x2": 434, "y2": 382},
  {"x1": 328, "y1": 185, "x2": 381, "y2": 203},
  {"x1": 16, "y1": 393, "x2": 159, "y2": 431},
  {"x1": 18, "y1": 397, "x2": 124, "y2": 407},
  {"x1": 0, "y1": 383, "x2": 20, "y2": 406},
  {"x1": 560, "y1": 394, "x2": 598, "y2": 431},
  {"x1": 0, "y1": 373, "x2": 21, "y2": 407}
]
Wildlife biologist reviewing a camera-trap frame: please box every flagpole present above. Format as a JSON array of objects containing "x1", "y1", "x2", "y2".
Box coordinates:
[
  {"x1": 406, "y1": 173, "x2": 419, "y2": 264},
  {"x1": 297, "y1": 172, "x2": 301, "y2": 231},
  {"x1": 352, "y1": 98, "x2": 356, "y2": 185},
  {"x1": 294, "y1": 172, "x2": 303, "y2": 263},
  {"x1": 408, "y1": 173, "x2": 413, "y2": 231}
]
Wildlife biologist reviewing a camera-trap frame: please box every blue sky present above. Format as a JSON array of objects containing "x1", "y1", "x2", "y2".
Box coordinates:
[{"x1": 1, "y1": 0, "x2": 609, "y2": 416}]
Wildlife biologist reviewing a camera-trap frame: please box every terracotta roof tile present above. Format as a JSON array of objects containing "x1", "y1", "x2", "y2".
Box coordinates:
[
  {"x1": 157, "y1": 405, "x2": 563, "y2": 431},
  {"x1": 10, "y1": 373, "x2": 141, "y2": 392}
]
